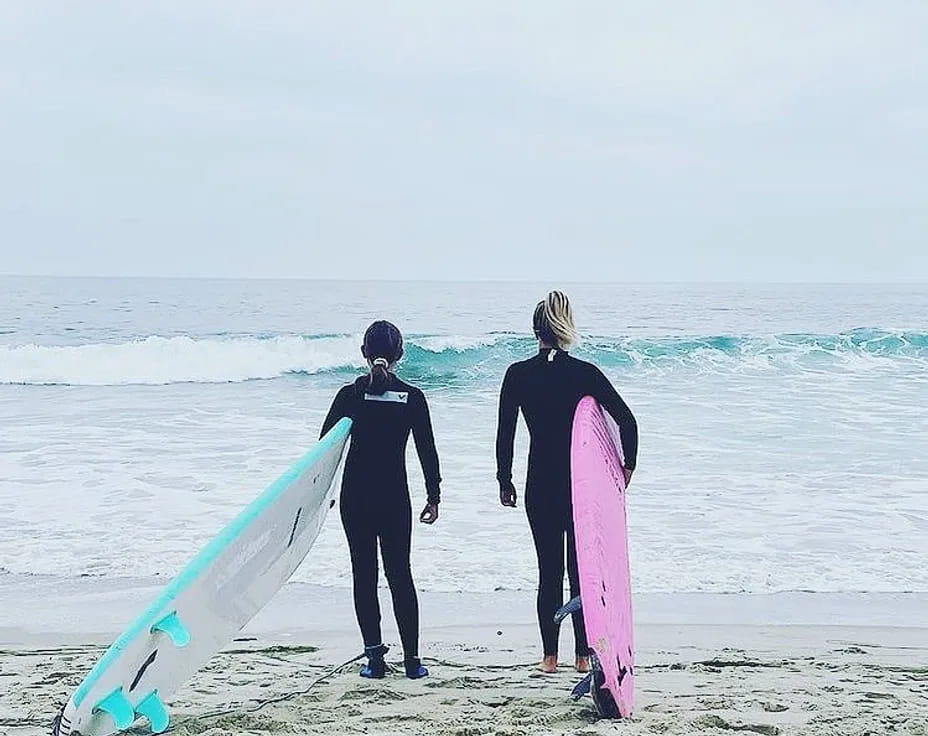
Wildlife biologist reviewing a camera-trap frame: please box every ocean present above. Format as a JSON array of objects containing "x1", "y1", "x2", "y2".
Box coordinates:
[{"x1": 1, "y1": 277, "x2": 926, "y2": 599}]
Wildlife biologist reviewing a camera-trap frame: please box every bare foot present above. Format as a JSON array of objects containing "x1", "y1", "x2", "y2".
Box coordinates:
[
  {"x1": 538, "y1": 655, "x2": 558, "y2": 673},
  {"x1": 575, "y1": 656, "x2": 591, "y2": 673}
]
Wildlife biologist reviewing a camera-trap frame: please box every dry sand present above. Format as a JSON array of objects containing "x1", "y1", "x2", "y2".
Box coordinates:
[{"x1": 2, "y1": 622, "x2": 926, "y2": 736}]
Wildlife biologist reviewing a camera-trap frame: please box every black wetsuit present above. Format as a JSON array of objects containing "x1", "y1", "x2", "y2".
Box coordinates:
[
  {"x1": 321, "y1": 374, "x2": 441, "y2": 659},
  {"x1": 495, "y1": 348, "x2": 638, "y2": 657}
]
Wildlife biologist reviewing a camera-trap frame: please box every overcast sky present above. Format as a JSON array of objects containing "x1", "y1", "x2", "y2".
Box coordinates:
[{"x1": 1, "y1": 2, "x2": 926, "y2": 281}]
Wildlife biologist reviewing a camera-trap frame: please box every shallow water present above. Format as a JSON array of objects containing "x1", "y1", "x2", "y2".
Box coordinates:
[{"x1": 1, "y1": 277, "x2": 926, "y2": 595}]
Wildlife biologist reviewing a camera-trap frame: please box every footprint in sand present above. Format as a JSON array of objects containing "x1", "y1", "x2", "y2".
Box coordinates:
[
  {"x1": 694, "y1": 714, "x2": 780, "y2": 735},
  {"x1": 426, "y1": 676, "x2": 505, "y2": 689},
  {"x1": 339, "y1": 686, "x2": 409, "y2": 702}
]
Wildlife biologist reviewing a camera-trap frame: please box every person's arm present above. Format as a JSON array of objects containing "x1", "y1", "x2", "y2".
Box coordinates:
[
  {"x1": 495, "y1": 366, "x2": 519, "y2": 505},
  {"x1": 591, "y1": 366, "x2": 638, "y2": 472},
  {"x1": 320, "y1": 386, "x2": 352, "y2": 438},
  {"x1": 411, "y1": 389, "x2": 442, "y2": 507}
]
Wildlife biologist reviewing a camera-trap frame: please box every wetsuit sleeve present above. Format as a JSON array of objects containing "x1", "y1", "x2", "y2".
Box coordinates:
[
  {"x1": 591, "y1": 366, "x2": 639, "y2": 471},
  {"x1": 495, "y1": 365, "x2": 519, "y2": 483},
  {"x1": 320, "y1": 386, "x2": 352, "y2": 438},
  {"x1": 411, "y1": 390, "x2": 442, "y2": 505}
]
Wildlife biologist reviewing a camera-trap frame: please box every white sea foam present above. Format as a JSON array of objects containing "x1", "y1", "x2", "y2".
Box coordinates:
[
  {"x1": 412, "y1": 334, "x2": 513, "y2": 352},
  {"x1": 0, "y1": 336, "x2": 365, "y2": 386},
  {"x1": 1, "y1": 330, "x2": 924, "y2": 386}
]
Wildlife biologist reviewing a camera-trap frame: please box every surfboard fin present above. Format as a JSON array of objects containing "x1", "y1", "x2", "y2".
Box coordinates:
[
  {"x1": 570, "y1": 673, "x2": 593, "y2": 700},
  {"x1": 150, "y1": 611, "x2": 190, "y2": 648},
  {"x1": 135, "y1": 691, "x2": 170, "y2": 733},
  {"x1": 93, "y1": 688, "x2": 135, "y2": 730},
  {"x1": 554, "y1": 596, "x2": 582, "y2": 624}
]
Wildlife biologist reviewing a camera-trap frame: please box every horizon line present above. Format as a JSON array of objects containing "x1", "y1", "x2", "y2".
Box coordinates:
[{"x1": 2, "y1": 273, "x2": 926, "y2": 286}]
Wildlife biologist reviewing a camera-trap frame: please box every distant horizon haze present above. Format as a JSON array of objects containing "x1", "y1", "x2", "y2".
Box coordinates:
[{"x1": 1, "y1": 2, "x2": 926, "y2": 282}]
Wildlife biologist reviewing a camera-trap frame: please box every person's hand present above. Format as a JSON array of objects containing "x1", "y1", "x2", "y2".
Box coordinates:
[
  {"x1": 419, "y1": 503, "x2": 439, "y2": 524},
  {"x1": 622, "y1": 466, "x2": 634, "y2": 488},
  {"x1": 499, "y1": 480, "x2": 517, "y2": 508}
]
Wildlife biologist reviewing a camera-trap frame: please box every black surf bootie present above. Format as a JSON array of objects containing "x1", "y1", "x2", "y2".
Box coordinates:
[
  {"x1": 404, "y1": 656, "x2": 429, "y2": 679},
  {"x1": 360, "y1": 644, "x2": 388, "y2": 679}
]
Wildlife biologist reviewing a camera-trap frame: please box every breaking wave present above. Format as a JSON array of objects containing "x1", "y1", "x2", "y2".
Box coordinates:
[{"x1": 1, "y1": 329, "x2": 925, "y2": 386}]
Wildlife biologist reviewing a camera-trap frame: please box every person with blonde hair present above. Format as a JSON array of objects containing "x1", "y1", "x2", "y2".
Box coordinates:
[{"x1": 495, "y1": 291, "x2": 638, "y2": 674}]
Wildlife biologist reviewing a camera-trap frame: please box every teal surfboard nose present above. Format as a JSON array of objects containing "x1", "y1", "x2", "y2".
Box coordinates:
[
  {"x1": 93, "y1": 688, "x2": 135, "y2": 730},
  {"x1": 135, "y1": 691, "x2": 170, "y2": 733}
]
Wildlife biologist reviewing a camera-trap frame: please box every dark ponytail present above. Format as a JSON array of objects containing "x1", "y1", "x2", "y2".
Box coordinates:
[
  {"x1": 361, "y1": 320, "x2": 404, "y2": 396},
  {"x1": 368, "y1": 357, "x2": 391, "y2": 395}
]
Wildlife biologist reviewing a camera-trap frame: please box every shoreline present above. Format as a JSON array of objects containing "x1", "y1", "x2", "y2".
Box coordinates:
[{"x1": 2, "y1": 575, "x2": 925, "y2": 645}]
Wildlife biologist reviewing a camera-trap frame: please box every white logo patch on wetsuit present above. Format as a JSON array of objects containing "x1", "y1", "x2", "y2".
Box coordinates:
[{"x1": 364, "y1": 391, "x2": 409, "y2": 404}]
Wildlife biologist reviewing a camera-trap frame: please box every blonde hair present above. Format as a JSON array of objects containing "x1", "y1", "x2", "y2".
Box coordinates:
[{"x1": 533, "y1": 290, "x2": 577, "y2": 348}]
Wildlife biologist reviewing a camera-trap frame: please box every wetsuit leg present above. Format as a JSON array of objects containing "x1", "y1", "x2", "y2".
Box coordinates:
[
  {"x1": 526, "y1": 492, "x2": 566, "y2": 657},
  {"x1": 341, "y1": 503, "x2": 382, "y2": 649},
  {"x1": 566, "y1": 519, "x2": 591, "y2": 657},
  {"x1": 378, "y1": 500, "x2": 420, "y2": 658}
]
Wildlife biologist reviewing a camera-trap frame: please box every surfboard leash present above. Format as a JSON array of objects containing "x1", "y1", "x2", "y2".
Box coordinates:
[
  {"x1": 142, "y1": 650, "x2": 369, "y2": 735},
  {"x1": 50, "y1": 649, "x2": 401, "y2": 735}
]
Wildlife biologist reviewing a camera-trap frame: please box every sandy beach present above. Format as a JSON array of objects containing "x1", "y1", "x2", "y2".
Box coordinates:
[
  {"x1": 3, "y1": 0, "x2": 927, "y2": 731},
  {"x1": 1, "y1": 582, "x2": 925, "y2": 736}
]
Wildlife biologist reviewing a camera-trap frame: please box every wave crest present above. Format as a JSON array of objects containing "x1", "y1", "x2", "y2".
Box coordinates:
[{"x1": 1, "y1": 329, "x2": 924, "y2": 386}]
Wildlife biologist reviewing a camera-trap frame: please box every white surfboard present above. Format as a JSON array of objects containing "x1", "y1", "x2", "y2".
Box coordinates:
[{"x1": 53, "y1": 418, "x2": 352, "y2": 736}]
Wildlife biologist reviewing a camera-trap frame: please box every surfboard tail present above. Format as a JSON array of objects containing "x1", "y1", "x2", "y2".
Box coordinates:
[{"x1": 590, "y1": 660, "x2": 622, "y2": 719}]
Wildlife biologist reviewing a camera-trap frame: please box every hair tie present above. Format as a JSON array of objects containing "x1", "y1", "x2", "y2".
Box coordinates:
[{"x1": 372, "y1": 357, "x2": 389, "y2": 368}]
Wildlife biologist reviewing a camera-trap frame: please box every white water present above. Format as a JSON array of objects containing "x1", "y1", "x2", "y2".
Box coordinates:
[{"x1": 0, "y1": 278, "x2": 926, "y2": 596}]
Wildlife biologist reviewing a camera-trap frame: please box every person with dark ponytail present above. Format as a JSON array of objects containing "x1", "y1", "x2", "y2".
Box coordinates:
[
  {"x1": 321, "y1": 320, "x2": 441, "y2": 680},
  {"x1": 495, "y1": 291, "x2": 638, "y2": 674}
]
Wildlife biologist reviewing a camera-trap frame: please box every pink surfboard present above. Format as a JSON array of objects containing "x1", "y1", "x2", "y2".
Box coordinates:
[{"x1": 570, "y1": 396, "x2": 635, "y2": 718}]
